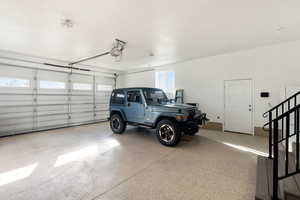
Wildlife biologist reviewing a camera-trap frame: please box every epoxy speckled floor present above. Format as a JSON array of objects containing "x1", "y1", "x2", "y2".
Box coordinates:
[{"x1": 0, "y1": 123, "x2": 267, "y2": 200}]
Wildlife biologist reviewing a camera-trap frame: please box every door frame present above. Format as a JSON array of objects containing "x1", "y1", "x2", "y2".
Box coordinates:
[{"x1": 223, "y1": 78, "x2": 254, "y2": 135}]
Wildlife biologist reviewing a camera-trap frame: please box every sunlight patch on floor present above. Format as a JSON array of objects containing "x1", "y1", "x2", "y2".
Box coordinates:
[
  {"x1": 222, "y1": 142, "x2": 268, "y2": 157},
  {"x1": 0, "y1": 163, "x2": 38, "y2": 186},
  {"x1": 54, "y1": 138, "x2": 120, "y2": 167}
]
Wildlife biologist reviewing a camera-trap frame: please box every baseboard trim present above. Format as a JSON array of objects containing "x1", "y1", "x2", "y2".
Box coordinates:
[
  {"x1": 254, "y1": 127, "x2": 268, "y2": 137},
  {"x1": 201, "y1": 122, "x2": 223, "y2": 131},
  {"x1": 202, "y1": 123, "x2": 269, "y2": 137}
]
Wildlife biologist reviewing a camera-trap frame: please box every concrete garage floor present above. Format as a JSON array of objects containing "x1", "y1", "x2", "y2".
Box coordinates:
[{"x1": 0, "y1": 122, "x2": 268, "y2": 200}]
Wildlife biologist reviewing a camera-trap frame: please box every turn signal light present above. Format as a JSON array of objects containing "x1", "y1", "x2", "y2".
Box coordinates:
[{"x1": 176, "y1": 115, "x2": 187, "y2": 121}]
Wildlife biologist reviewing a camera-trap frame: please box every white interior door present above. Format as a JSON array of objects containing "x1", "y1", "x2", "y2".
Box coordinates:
[{"x1": 224, "y1": 79, "x2": 253, "y2": 134}]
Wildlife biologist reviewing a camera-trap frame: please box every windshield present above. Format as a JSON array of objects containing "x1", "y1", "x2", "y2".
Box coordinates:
[{"x1": 142, "y1": 88, "x2": 169, "y2": 105}]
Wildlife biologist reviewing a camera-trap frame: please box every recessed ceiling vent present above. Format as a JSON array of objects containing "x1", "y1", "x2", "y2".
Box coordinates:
[{"x1": 61, "y1": 18, "x2": 74, "y2": 28}]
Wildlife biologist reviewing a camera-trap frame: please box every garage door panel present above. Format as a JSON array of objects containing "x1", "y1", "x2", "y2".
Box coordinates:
[
  {"x1": 37, "y1": 114, "x2": 69, "y2": 123},
  {"x1": 0, "y1": 94, "x2": 33, "y2": 101},
  {"x1": 95, "y1": 103, "x2": 109, "y2": 110},
  {"x1": 0, "y1": 112, "x2": 33, "y2": 120},
  {"x1": 37, "y1": 119, "x2": 69, "y2": 128},
  {"x1": 0, "y1": 64, "x2": 114, "y2": 136},
  {"x1": 0, "y1": 106, "x2": 33, "y2": 114},
  {"x1": 95, "y1": 97, "x2": 110, "y2": 102},
  {"x1": 70, "y1": 114, "x2": 94, "y2": 124},
  {"x1": 0, "y1": 94, "x2": 33, "y2": 106},
  {"x1": 37, "y1": 70, "x2": 68, "y2": 82},
  {"x1": 71, "y1": 103, "x2": 93, "y2": 109},
  {"x1": 38, "y1": 89, "x2": 68, "y2": 95},
  {"x1": 37, "y1": 71, "x2": 68, "y2": 95},
  {"x1": 37, "y1": 107, "x2": 69, "y2": 115},
  {"x1": 71, "y1": 74, "x2": 93, "y2": 96},
  {"x1": 71, "y1": 97, "x2": 93, "y2": 104},
  {"x1": 37, "y1": 95, "x2": 68, "y2": 105},
  {"x1": 71, "y1": 107, "x2": 94, "y2": 113},
  {"x1": 0, "y1": 101, "x2": 33, "y2": 106},
  {"x1": 95, "y1": 111, "x2": 109, "y2": 120},
  {"x1": 0, "y1": 117, "x2": 33, "y2": 126},
  {"x1": 0, "y1": 124, "x2": 34, "y2": 135}
]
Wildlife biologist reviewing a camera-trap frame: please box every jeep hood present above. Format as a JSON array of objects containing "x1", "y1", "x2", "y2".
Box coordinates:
[
  {"x1": 162, "y1": 103, "x2": 195, "y2": 109},
  {"x1": 151, "y1": 103, "x2": 196, "y2": 113}
]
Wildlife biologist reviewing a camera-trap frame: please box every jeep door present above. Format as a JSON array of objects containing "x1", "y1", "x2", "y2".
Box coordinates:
[{"x1": 124, "y1": 90, "x2": 145, "y2": 123}]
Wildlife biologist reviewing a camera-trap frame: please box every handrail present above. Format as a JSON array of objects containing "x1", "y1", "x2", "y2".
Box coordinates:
[
  {"x1": 262, "y1": 122, "x2": 269, "y2": 131},
  {"x1": 274, "y1": 104, "x2": 300, "y2": 121},
  {"x1": 271, "y1": 104, "x2": 300, "y2": 199},
  {"x1": 263, "y1": 91, "x2": 300, "y2": 117},
  {"x1": 262, "y1": 104, "x2": 300, "y2": 129},
  {"x1": 262, "y1": 91, "x2": 300, "y2": 200}
]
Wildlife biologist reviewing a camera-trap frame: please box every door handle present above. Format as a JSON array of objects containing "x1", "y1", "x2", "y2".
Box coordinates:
[
  {"x1": 127, "y1": 103, "x2": 131, "y2": 107},
  {"x1": 249, "y1": 109, "x2": 252, "y2": 111}
]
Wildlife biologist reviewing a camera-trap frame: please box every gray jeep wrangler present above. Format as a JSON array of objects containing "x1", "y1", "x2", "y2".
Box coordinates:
[{"x1": 109, "y1": 87, "x2": 207, "y2": 147}]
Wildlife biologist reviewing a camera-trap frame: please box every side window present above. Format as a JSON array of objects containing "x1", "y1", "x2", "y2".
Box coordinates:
[
  {"x1": 111, "y1": 90, "x2": 125, "y2": 105},
  {"x1": 127, "y1": 91, "x2": 141, "y2": 103}
]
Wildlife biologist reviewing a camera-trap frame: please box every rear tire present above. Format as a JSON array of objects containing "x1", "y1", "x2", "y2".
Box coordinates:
[
  {"x1": 110, "y1": 114, "x2": 126, "y2": 134},
  {"x1": 156, "y1": 119, "x2": 181, "y2": 147}
]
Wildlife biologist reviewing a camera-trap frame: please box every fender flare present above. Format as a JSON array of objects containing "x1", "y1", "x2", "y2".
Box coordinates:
[
  {"x1": 153, "y1": 113, "x2": 177, "y2": 128},
  {"x1": 110, "y1": 109, "x2": 127, "y2": 121}
]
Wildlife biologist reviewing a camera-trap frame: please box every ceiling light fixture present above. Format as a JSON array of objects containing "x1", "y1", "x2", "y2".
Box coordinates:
[{"x1": 61, "y1": 18, "x2": 74, "y2": 28}]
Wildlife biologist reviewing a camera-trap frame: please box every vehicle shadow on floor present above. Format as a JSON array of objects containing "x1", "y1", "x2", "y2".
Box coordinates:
[{"x1": 123, "y1": 125, "x2": 204, "y2": 147}]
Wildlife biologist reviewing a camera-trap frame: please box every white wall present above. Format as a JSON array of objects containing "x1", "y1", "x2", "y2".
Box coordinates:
[
  {"x1": 117, "y1": 70, "x2": 155, "y2": 88},
  {"x1": 117, "y1": 40, "x2": 300, "y2": 127}
]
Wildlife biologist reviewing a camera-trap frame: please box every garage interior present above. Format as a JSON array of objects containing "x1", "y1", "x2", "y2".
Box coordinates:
[{"x1": 0, "y1": 1, "x2": 300, "y2": 200}]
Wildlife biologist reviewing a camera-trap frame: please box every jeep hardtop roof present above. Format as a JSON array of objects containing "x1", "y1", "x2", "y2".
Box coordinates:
[{"x1": 113, "y1": 87, "x2": 161, "y2": 91}]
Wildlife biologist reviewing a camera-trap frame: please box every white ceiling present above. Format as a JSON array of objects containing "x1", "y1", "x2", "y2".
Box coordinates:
[{"x1": 0, "y1": 0, "x2": 299, "y2": 72}]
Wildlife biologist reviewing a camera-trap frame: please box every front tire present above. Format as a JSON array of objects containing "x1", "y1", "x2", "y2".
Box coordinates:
[
  {"x1": 110, "y1": 114, "x2": 126, "y2": 134},
  {"x1": 156, "y1": 119, "x2": 181, "y2": 147}
]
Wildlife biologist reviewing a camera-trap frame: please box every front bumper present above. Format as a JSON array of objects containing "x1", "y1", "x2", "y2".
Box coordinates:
[
  {"x1": 191, "y1": 113, "x2": 208, "y2": 125},
  {"x1": 181, "y1": 121, "x2": 199, "y2": 134}
]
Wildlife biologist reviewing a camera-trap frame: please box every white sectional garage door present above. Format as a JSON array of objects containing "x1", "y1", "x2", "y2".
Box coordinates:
[{"x1": 0, "y1": 64, "x2": 114, "y2": 137}]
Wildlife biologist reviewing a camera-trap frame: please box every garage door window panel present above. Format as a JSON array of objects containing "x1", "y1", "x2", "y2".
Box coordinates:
[
  {"x1": 72, "y1": 83, "x2": 92, "y2": 90},
  {"x1": 97, "y1": 84, "x2": 113, "y2": 91},
  {"x1": 0, "y1": 77, "x2": 30, "y2": 88},
  {"x1": 39, "y1": 80, "x2": 66, "y2": 89}
]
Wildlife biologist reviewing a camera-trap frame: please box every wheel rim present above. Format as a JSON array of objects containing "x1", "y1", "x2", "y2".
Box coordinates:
[
  {"x1": 112, "y1": 118, "x2": 120, "y2": 130},
  {"x1": 158, "y1": 124, "x2": 175, "y2": 143}
]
